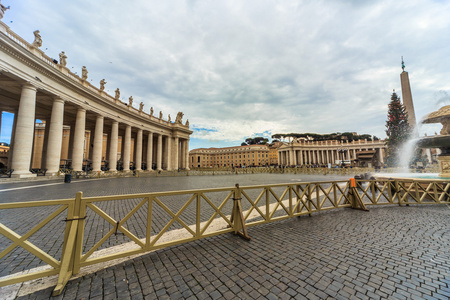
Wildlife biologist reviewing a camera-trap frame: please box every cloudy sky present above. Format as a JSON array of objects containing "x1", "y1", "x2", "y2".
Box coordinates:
[{"x1": 1, "y1": 0, "x2": 449, "y2": 149}]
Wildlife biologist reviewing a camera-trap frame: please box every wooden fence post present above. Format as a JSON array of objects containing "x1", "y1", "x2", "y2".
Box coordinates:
[{"x1": 230, "y1": 184, "x2": 251, "y2": 240}]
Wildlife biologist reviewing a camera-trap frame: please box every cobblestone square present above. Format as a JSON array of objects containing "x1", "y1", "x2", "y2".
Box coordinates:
[{"x1": 0, "y1": 174, "x2": 449, "y2": 299}]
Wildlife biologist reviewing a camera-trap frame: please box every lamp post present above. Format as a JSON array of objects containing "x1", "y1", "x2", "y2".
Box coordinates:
[{"x1": 338, "y1": 147, "x2": 347, "y2": 167}]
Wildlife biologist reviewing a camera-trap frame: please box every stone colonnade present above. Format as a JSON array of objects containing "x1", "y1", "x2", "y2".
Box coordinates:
[
  {"x1": 5, "y1": 86, "x2": 190, "y2": 177},
  {"x1": 278, "y1": 140, "x2": 386, "y2": 166},
  {"x1": 0, "y1": 21, "x2": 192, "y2": 178}
]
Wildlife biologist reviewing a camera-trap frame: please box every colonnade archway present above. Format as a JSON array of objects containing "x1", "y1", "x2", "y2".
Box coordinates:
[{"x1": 0, "y1": 22, "x2": 192, "y2": 178}]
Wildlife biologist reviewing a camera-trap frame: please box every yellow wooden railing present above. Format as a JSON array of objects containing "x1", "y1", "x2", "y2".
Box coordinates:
[{"x1": 0, "y1": 179, "x2": 449, "y2": 295}]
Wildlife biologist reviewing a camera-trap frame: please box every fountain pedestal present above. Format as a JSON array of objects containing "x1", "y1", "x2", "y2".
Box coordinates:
[{"x1": 437, "y1": 155, "x2": 450, "y2": 178}]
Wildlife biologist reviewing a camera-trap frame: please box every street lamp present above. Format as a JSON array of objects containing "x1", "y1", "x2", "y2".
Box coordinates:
[{"x1": 338, "y1": 147, "x2": 347, "y2": 167}]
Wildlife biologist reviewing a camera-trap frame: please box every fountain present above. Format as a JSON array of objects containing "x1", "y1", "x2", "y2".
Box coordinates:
[
  {"x1": 416, "y1": 105, "x2": 450, "y2": 177},
  {"x1": 369, "y1": 105, "x2": 450, "y2": 182}
]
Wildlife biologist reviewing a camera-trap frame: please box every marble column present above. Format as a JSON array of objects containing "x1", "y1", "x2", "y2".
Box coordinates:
[
  {"x1": 180, "y1": 139, "x2": 185, "y2": 169},
  {"x1": 173, "y1": 137, "x2": 179, "y2": 170},
  {"x1": 185, "y1": 139, "x2": 190, "y2": 169},
  {"x1": 92, "y1": 115, "x2": 104, "y2": 172},
  {"x1": 45, "y1": 98, "x2": 64, "y2": 174},
  {"x1": 157, "y1": 133, "x2": 162, "y2": 170},
  {"x1": 109, "y1": 121, "x2": 118, "y2": 171},
  {"x1": 135, "y1": 129, "x2": 143, "y2": 171},
  {"x1": 71, "y1": 108, "x2": 86, "y2": 171},
  {"x1": 123, "y1": 125, "x2": 131, "y2": 171},
  {"x1": 146, "y1": 132, "x2": 153, "y2": 170},
  {"x1": 166, "y1": 136, "x2": 172, "y2": 170},
  {"x1": 11, "y1": 84, "x2": 37, "y2": 176}
]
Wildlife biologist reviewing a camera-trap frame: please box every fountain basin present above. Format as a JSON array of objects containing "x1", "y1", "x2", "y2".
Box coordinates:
[
  {"x1": 417, "y1": 105, "x2": 450, "y2": 177},
  {"x1": 416, "y1": 135, "x2": 450, "y2": 151}
]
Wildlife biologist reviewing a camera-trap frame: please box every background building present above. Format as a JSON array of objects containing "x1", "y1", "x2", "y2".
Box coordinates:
[{"x1": 189, "y1": 144, "x2": 270, "y2": 168}]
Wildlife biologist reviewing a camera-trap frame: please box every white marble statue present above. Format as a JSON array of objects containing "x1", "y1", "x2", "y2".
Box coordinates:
[
  {"x1": 81, "y1": 66, "x2": 88, "y2": 80},
  {"x1": 175, "y1": 112, "x2": 184, "y2": 124},
  {"x1": 139, "y1": 102, "x2": 144, "y2": 111},
  {"x1": 129, "y1": 96, "x2": 133, "y2": 106},
  {"x1": 59, "y1": 51, "x2": 67, "y2": 67},
  {"x1": 32, "y1": 30, "x2": 42, "y2": 48},
  {"x1": 0, "y1": 1, "x2": 10, "y2": 20},
  {"x1": 114, "y1": 88, "x2": 120, "y2": 100},
  {"x1": 150, "y1": 107, "x2": 154, "y2": 116},
  {"x1": 99, "y1": 79, "x2": 106, "y2": 91}
]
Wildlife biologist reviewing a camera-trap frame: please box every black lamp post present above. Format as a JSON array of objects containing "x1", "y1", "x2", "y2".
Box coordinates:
[{"x1": 338, "y1": 148, "x2": 347, "y2": 166}]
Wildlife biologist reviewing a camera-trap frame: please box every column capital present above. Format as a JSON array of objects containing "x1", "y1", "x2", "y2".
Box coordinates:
[
  {"x1": 53, "y1": 97, "x2": 65, "y2": 104},
  {"x1": 22, "y1": 83, "x2": 37, "y2": 91}
]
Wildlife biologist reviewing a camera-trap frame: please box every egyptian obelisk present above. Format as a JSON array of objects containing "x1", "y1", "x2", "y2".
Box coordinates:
[{"x1": 400, "y1": 57, "x2": 417, "y2": 128}]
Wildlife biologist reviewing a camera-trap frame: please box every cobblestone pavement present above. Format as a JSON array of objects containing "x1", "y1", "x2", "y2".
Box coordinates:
[
  {"x1": 1, "y1": 175, "x2": 449, "y2": 299},
  {"x1": 9, "y1": 205, "x2": 450, "y2": 300},
  {"x1": 0, "y1": 174, "x2": 348, "y2": 276}
]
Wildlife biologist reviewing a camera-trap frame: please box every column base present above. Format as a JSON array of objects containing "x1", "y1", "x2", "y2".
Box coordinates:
[
  {"x1": 46, "y1": 171, "x2": 61, "y2": 176},
  {"x1": 11, "y1": 173, "x2": 37, "y2": 179}
]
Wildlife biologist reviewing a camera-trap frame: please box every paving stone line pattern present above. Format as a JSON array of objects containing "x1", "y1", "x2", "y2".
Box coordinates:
[
  {"x1": 0, "y1": 175, "x2": 449, "y2": 299},
  {"x1": 0, "y1": 174, "x2": 346, "y2": 276},
  {"x1": 11, "y1": 205, "x2": 450, "y2": 300}
]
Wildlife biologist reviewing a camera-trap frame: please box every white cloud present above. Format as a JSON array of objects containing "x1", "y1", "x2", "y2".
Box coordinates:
[{"x1": 2, "y1": 0, "x2": 450, "y2": 147}]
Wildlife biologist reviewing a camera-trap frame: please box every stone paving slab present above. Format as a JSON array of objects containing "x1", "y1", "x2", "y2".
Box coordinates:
[
  {"x1": 5, "y1": 204, "x2": 449, "y2": 299},
  {"x1": 0, "y1": 174, "x2": 348, "y2": 276}
]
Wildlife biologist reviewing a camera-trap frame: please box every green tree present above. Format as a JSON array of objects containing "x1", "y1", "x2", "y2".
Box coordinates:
[
  {"x1": 385, "y1": 91, "x2": 411, "y2": 166},
  {"x1": 242, "y1": 137, "x2": 268, "y2": 146}
]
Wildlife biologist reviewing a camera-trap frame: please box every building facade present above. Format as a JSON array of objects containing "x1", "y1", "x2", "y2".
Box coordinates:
[
  {"x1": 0, "y1": 21, "x2": 192, "y2": 177},
  {"x1": 268, "y1": 142, "x2": 282, "y2": 165},
  {"x1": 278, "y1": 139, "x2": 387, "y2": 167},
  {"x1": 189, "y1": 144, "x2": 270, "y2": 168}
]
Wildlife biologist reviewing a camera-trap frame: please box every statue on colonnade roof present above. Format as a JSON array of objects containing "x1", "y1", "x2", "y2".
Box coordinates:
[
  {"x1": 0, "y1": 1, "x2": 10, "y2": 20},
  {"x1": 81, "y1": 66, "x2": 88, "y2": 80},
  {"x1": 175, "y1": 112, "x2": 184, "y2": 124},
  {"x1": 114, "y1": 88, "x2": 120, "y2": 100},
  {"x1": 59, "y1": 51, "x2": 67, "y2": 67},
  {"x1": 99, "y1": 79, "x2": 106, "y2": 91},
  {"x1": 32, "y1": 30, "x2": 42, "y2": 48}
]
